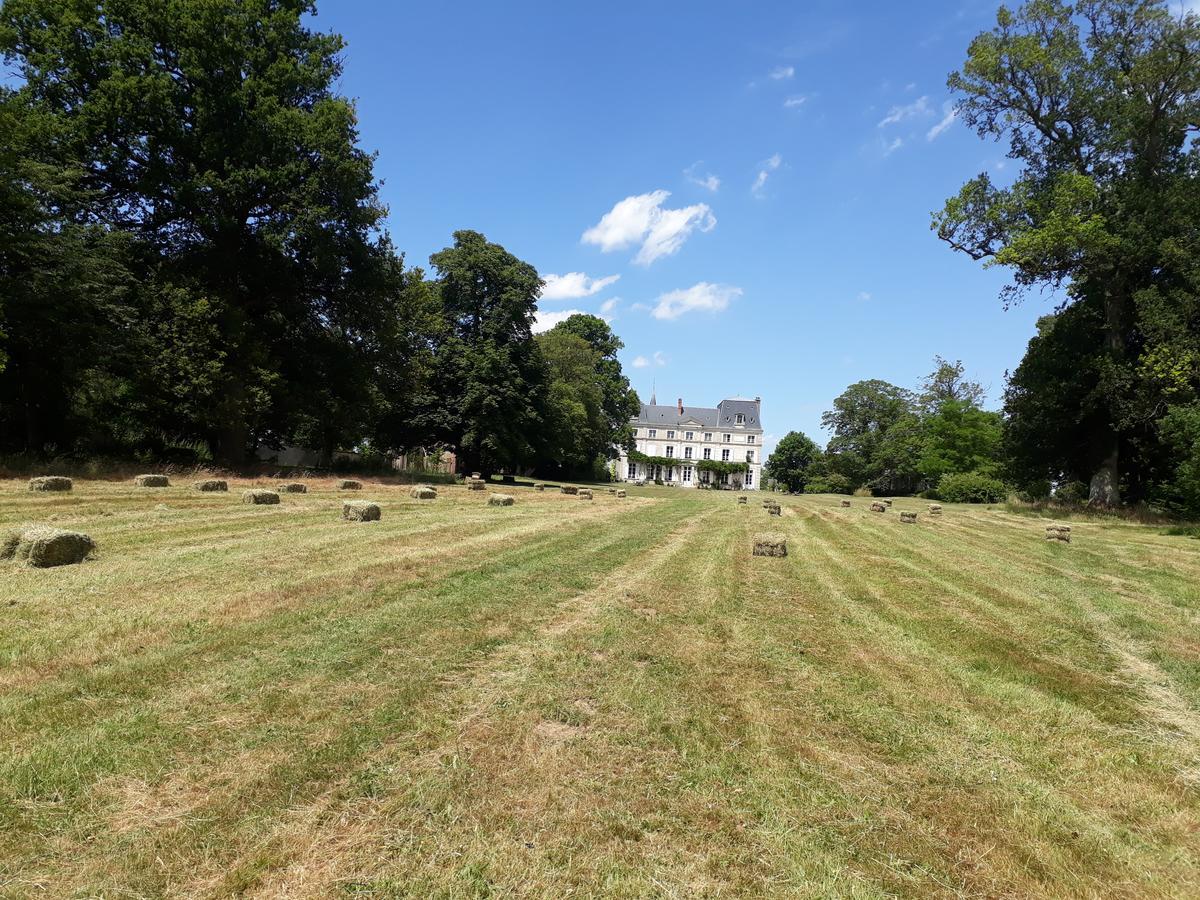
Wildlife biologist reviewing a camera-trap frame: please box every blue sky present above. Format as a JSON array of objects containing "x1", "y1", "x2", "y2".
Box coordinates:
[{"x1": 318, "y1": 0, "x2": 1060, "y2": 454}]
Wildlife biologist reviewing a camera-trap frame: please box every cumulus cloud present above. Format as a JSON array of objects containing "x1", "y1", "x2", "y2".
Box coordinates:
[
  {"x1": 582, "y1": 190, "x2": 716, "y2": 266},
  {"x1": 533, "y1": 308, "x2": 587, "y2": 333},
  {"x1": 752, "y1": 153, "x2": 783, "y2": 196},
  {"x1": 540, "y1": 271, "x2": 620, "y2": 301},
  {"x1": 878, "y1": 95, "x2": 931, "y2": 128},
  {"x1": 599, "y1": 297, "x2": 619, "y2": 314},
  {"x1": 769, "y1": 65, "x2": 795, "y2": 80},
  {"x1": 684, "y1": 161, "x2": 720, "y2": 192},
  {"x1": 651, "y1": 282, "x2": 742, "y2": 321},
  {"x1": 926, "y1": 103, "x2": 958, "y2": 141},
  {"x1": 633, "y1": 350, "x2": 667, "y2": 368}
]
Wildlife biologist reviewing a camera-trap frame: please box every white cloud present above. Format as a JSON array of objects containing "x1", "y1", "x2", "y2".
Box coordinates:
[
  {"x1": 857, "y1": 291, "x2": 872, "y2": 301},
  {"x1": 878, "y1": 95, "x2": 931, "y2": 128},
  {"x1": 599, "y1": 297, "x2": 618, "y2": 314},
  {"x1": 769, "y1": 65, "x2": 795, "y2": 80},
  {"x1": 684, "y1": 161, "x2": 720, "y2": 192},
  {"x1": 752, "y1": 153, "x2": 783, "y2": 196},
  {"x1": 533, "y1": 308, "x2": 587, "y2": 333},
  {"x1": 582, "y1": 190, "x2": 716, "y2": 266},
  {"x1": 651, "y1": 282, "x2": 742, "y2": 321},
  {"x1": 783, "y1": 94, "x2": 808, "y2": 109},
  {"x1": 882, "y1": 136, "x2": 903, "y2": 156},
  {"x1": 633, "y1": 350, "x2": 668, "y2": 368},
  {"x1": 926, "y1": 103, "x2": 958, "y2": 141},
  {"x1": 540, "y1": 271, "x2": 620, "y2": 301}
]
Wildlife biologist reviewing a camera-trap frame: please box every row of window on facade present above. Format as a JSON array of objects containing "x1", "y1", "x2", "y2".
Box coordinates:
[
  {"x1": 641, "y1": 429, "x2": 755, "y2": 444},
  {"x1": 627, "y1": 462, "x2": 754, "y2": 486},
  {"x1": 653, "y1": 446, "x2": 754, "y2": 463}
]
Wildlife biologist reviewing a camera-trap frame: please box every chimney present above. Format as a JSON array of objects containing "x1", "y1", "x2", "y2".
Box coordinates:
[{"x1": 677, "y1": 397, "x2": 684, "y2": 415}]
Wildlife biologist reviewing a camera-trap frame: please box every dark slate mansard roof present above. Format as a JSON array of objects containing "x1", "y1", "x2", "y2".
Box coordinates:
[{"x1": 633, "y1": 399, "x2": 763, "y2": 430}]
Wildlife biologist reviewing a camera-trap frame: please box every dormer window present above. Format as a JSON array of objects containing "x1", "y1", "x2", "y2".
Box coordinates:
[{"x1": 735, "y1": 414, "x2": 745, "y2": 425}]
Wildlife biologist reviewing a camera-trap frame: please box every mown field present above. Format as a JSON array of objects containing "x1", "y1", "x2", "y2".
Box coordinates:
[{"x1": 1, "y1": 478, "x2": 1198, "y2": 898}]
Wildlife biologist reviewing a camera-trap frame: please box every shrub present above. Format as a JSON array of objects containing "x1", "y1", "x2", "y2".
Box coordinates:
[
  {"x1": 1055, "y1": 480, "x2": 1089, "y2": 503},
  {"x1": 936, "y1": 472, "x2": 1008, "y2": 504},
  {"x1": 1017, "y1": 480, "x2": 1053, "y2": 502},
  {"x1": 804, "y1": 474, "x2": 852, "y2": 495}
]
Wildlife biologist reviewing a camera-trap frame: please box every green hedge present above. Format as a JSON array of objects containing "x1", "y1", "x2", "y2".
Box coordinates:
[{"x1": 936, "y1": 471, "x2": 1008, "y2": 504}]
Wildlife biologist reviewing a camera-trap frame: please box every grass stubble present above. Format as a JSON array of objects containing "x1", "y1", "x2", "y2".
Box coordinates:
[{"x1": 0, "y1": 482, "x2": 1197, "y2": 897}]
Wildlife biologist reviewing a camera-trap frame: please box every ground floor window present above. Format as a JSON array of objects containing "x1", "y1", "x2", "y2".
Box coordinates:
[
  {"x1": 627, "y1": 462, "x2": 637, "y2": 479},
  {"x1": 745, "y1": 470, "x2": 753, "y2": 486},
  {"x1": 683, "y1": 466, "x2": 692, "y2": 483},
  {"x1": 664, "y1": 467, "x2": 674, "y2": 482}
]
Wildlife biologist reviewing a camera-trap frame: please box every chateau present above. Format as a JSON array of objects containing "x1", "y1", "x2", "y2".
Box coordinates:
[{"x1": 618, "y1": 395, "x2": 764, "y2": 490}]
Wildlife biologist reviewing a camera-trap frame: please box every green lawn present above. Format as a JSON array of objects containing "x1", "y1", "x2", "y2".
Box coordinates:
[{"x1": 1, "y1": 479, "x2": 1198, "y2": 897}]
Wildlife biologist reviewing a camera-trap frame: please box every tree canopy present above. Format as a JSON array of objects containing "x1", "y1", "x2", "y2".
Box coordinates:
[{"x1": 934, "y1": 0, "x2": 1200, "y2": 505}]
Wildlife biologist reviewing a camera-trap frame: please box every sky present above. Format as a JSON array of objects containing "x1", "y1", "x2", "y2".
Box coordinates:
[{"x1": 197, "y1": 0, "x2": 1193, "y2": 457}]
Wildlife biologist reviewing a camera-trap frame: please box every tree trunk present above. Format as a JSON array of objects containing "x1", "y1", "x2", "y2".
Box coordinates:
[
  {"x1": 1090, "y1": 283, "x2": 1127, "y2": 507},
  {"x1": 1088, "y1": 438, "x2": 1119, "y2": 506}
]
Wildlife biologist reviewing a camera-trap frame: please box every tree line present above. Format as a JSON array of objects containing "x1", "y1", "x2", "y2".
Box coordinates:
[
  {"x1": 766, "y1": 358, "x2": 1008, "y2": 503},
  {"x1": 769, "y1": 1, "x2": 1200, "y2": 515},
  {"x1": 0, "y1": 0, "x2": 638, "y2": 478}
]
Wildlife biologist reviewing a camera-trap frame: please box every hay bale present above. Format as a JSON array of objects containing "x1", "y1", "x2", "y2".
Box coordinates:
[
  {"x1": 242, "y1": 489, "x2": 280, "y2": 505},
  {"x1": 488, "y1": 493, "x2": 515, "y2": 507},
  {"x1": 471, "y1": 472, "x2": 482, "y2": 480},
  {"x1": 1045, "y1": 524, "x2": 1072, "y2": 543},
  {"x1": 871, "y1": 501, "x2": 887, "y2": 512},
  {"x1": 753, "y1": 533, "x2": 787, "y2": 558},
  {"x1": 928, "y1": 503, "x2": 943, "y2": 515},
  {"x1": 2, "y1": 526, "x2": 95, "y2": 568},
  {"x1": 883, "y1": 499, "x2": 894, "y2": 507},
  {"x1": 767, "y1": 505, "x2": 781, "y2": 517},
  {"x1": 616, "y1": 490, "x2": 626, "y2": 498},
  {"x1": 410, "y1": 485, "x2": 437, "y2": 500},
  {"x1": 900, "y1": 511, "x2": 917, "y2": 524},
  {"x1": 560, "y1": 485, "x2": 579, "y2": 495},
  {"x1": 607, "y1": 488, "x2": 616, "y2": 494},
  {"x1": 467, "y1": 479, "x2": 486, "y2": 491},
  {"x1": 343, "y1": 500, "x2": 381, "y2": 522},
  {"x1": 337, "y1": 479, "x2": 362, "y2": 490},
  {"x1": 840, "y1": 499, "x2": 851, "y2": 507},
  {"x1": 578, "y1": 489, "x2": 593, "y2": 500},
  {"x1": 28, "y1": 476, "x2": 73, "y2": 492},
  {"x1": 194, "y1": 479, "x2": 228, "y2": 492},
  {"x1": 535, "y1": 483, "x2": 546, "y2": 491},
  {"x1": 278, "y1": 482, "x2": 307, "y2": 494},
  {"x1": 738, "y1": 496, "x2": 748, "y2": 504},
  {"x1": 135, "y1": 474, "x2": 170, "y2": 488}
]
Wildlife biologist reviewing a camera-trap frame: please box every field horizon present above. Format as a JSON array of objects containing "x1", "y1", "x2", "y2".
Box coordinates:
[{"x1": 2, "y1": 478, "x2": 1198, "y2": 897}]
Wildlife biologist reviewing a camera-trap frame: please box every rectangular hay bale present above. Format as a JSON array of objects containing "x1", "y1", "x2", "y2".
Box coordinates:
[
  {"x1": 560, "y1": 485, "x2": 579, "y2": 495},
  {"x1": 2, "y1": 526, "x2": 95, "y2": 568},
  {"x1": 28, "y1": 476, "x2": 73, "y2": 492},
  {"x1": 242, "y1": 489, "x2": 280, "y2": 505},
  {"x1": 900, "y1": 511, "x2": 917, "y2": 524},
  {"x1": 753, "y1": 533, "x2": 787, "y2": 558},
  {"x1": 135, "y1": 474, "x2": 170, "y2": 488},
  {"x1": 337, "y1": 480, "x2": 362, "y2": 490},
  {"x1": 343, "y1": 500, "x2": 381, "y2": 522},
  {"x1": 488, "y1": 493, "x2": 515, "y2": 506},
  {"x1": 278, "y1": 482, "x2": 308, "y2": 493},
  {"x1": 1045, "y1": 524, "x2": 1072, "y2": 543},
  {"x1": 194, "y1": 479, "x2": 228, "y2": 492},
  {"x1": 410, "y1": 486, "x2": 437, "y2": 500}
]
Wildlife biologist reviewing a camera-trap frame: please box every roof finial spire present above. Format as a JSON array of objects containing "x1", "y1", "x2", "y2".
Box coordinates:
[{"x1": 650, "y1": 379, "x2": 656, "y2": 406}]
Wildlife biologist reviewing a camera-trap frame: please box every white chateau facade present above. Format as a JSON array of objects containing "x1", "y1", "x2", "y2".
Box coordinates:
[{"x1": 617, "y1": 395, "x2": 764, "y2": 490}]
